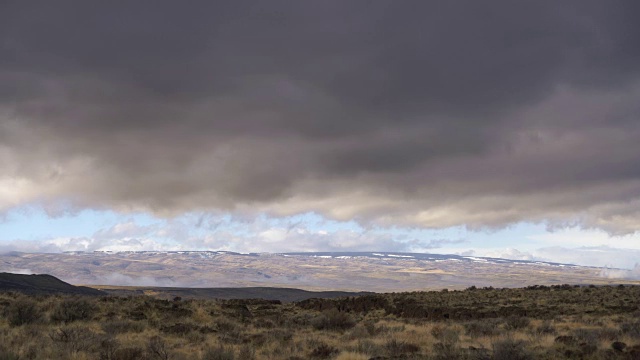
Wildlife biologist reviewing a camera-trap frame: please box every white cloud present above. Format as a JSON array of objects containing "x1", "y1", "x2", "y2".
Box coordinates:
[
  {"x1": 527, "y1": 227, "x2": 640, "y2": 249},
  {"x1": 0, "y1": 268, "x2": 33, "y2": 275},
  {"x1": 600, "y1": 264, "x2": 640, "y2": 280},
  {"x1": 480, "y1": 248, "x2": 538, "y2": 261},
  {"x1": 534, "y1": 246, "x2": 640, "y2": 269}
]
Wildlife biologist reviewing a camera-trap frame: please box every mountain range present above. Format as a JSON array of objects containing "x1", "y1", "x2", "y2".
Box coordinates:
[{"x1": 1, "y1": 251, "x2": 636, "y2": 292}]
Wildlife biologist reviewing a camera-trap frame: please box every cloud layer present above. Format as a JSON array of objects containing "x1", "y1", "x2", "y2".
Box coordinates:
[{"x1": 2, "y1": 1, "x2": 640, "y2": 233}]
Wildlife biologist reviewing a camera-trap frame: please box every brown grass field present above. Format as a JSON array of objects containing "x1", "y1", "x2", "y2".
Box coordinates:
[{"x1": 1, "y1": 284, "x2": 640, "y2": 359}]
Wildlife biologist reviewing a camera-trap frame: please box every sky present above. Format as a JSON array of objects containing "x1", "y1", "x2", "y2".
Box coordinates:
[{"x1": 1, "y1": 1, "x2": 640, "y2": 269}]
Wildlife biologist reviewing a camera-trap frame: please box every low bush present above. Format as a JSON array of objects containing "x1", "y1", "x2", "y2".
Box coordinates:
[
  {"x1": 160, "y1": 322, "x2": 200, "y2": 336},
  {"x1": 432, "y1": 342, "x2": 464, "y2": 360},
  {"x1": 311, "y1": 309, "x2": 356, "y2": 331},
  {"x1": 49, "y1": 325, "x2": 98, "y2": 354},
  {"x1": 504, "y1": 316, "x2": 531, "y2": 330},
  {"x1": 347, "y1": 324, "x2": 370, "y2": 339},
  {"x1": 464, "y1": 319, "x2": 501, "y2": 337},
  {"x1": 0, "y1": 352, "x2": 20, "y2": 360},
  {"x1": 384, "y1": 339, "x2": 420, "y2": 355},
  {"x1": 99, "y1": 337, "x2": 120, "y2": 360},
  {"x1": 309, "y1": 343, "x2": 339, "y2": 359},
  {"x1": 535, "y1": 320, "x2": 556, "y2": 335},
  {"x1": 492, "y1": 338, "x2": 532, "y2": 360},
  {"x1": 102, "y1": 319, "x2": 146, "y2": 335},
  {"x1": 596, "y1": 327, "x2": 621, "y2": 341},
  {"x1": 51, "y1": 297, "x2": 98, "y2": 323},
  {"x1": 611, "y1": 341, "x2": 627, "y2": 352},
  {"x1": 572, "y1": 328, "x2": 601, "y2": 343},
  {"x1": 147, "y1": 336, "x2": 170, "y2": 360},
  {"x1": 620, "y1": 320, "x2": 640, "y2": 337},
  {"x1": 202, "y1": 345, "x2": 235, "y2": 360},
  {"x1": 215, "y1": 318, "x2": 244, "y2": 344},
  {"x1": 352, "y1": 339, "x2": 383, "y2": 356},
  {"x1": 431, "y1": 325, "x2": 460, "y2": 344},
  {"x1": 237, "y1": 345, "x2": 256, "y2": 360},
  {"x1": 6, "y1": 298, "x2": 42, "y2": 326}
]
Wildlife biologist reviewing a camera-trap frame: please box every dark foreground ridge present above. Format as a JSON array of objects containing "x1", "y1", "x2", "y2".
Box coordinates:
[
  {"x1": 0, "y1": 272, "x2": 105, "y2": 296},
  {"x1": 96, "y1": 286, "x2": 371, "y2": 302}
]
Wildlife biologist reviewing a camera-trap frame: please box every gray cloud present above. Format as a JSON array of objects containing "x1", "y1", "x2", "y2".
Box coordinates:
[{"x1": 1, "y1": 1, "x2": 640, "y2": 233}]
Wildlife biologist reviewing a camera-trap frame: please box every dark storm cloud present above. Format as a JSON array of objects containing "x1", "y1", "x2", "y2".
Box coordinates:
[{"x1": 1, "y1": 1, "x2": 640, "y2": 232}]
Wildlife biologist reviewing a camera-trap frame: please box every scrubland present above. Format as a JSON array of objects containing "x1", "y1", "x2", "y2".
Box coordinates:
[{"x1": 1, "y1": 284, "x2": 639, "y2": 359}]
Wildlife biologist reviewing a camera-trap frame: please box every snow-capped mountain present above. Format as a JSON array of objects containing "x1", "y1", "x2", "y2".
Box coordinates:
[{"x1": 0, "y1": 251, "x2": 634, "y2": 292}]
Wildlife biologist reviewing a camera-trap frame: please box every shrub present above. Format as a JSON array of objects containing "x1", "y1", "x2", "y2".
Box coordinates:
[
  {"x1": 611, "y1": 341, "x2": 627, "y2": 352},
  {"x1": 147, "y1": 336, "x2": 170, "y2": 360},
  {"x1": 99, "y1": 337, "x2": 120, "y2": 360},
  {"x1": 384, "y1": 339, "x2": 420, "y2": 355},
  {"x1": 504, "y1": 316, "x2": 531, "y2": 330},
  {"x1": 0, "y1": 353, "x2": 20, "y2": 360},
  {"x1": 113, "y1": 347, "x2": 146, "y2": 360},
  {"x1": 311, "y1": 309, "x2": 356, "y2": 331},
  {"x1": 346, "y1": 324, "x2": 370, "y2": 339},
  {"x1": 535, "y1": 321, "x2": 556, "y2": 335},
  {"x1": 237, "y1": 345, "x2": 256, "y2": 360},
  {"x1": 353, "y1": 339, "x2": 383, "y2": 356},
  {"x1": 467, "y1": 346, "x2": 491, "y2": 360},
  {"x1": 578, "y1": 342, "x2": 598, "y2": 356},
  {"x1": 215, "y1": 318, "x2": 243, "y2": 344},
  {"x1": 0, "y1": 345, "x2": 20, "y2": 360},
  {"x1": 254, "y1": 318, "x2": 275, "y2": 329},
  {"x1": 362, "y1": 320, "x2": 378, "y2": 335},
  {"x1": 51, "y1": 298, "x2": 98, "y2": 323},
  {"x1": 492, "y1": 338, "x2": 532, "y2": 360},
  {"x1": 265, "y1": 329, "x2": 293, "y2": 344},
  {"x1": 596, "y1": 327, "x2": 621, "y2": 341},
  {"x1": 431, "y1": 325, "x2": 460, "y2": 344},
  {"x1": 309, "y1": 343, "x2": 339, "y2": 359},
  {"x1": 464, "y1": 319, "x2": 501, "y2": 337},
  {"x1": 49, "y1": 325, "x2": 98, "y2": 354},
  {"x1": 432, "y1": 342, "x2": 463, "y2": 360},
  {"x1": 572, "y1": 328, "x2": 600, "y2": 343},
  {"x1": 102, "y1": 320, "x2": 146, "y2": 335},
  {"x1": 620, "y1": 320, "x2": 640, "y2": 337},
  {"x1": 202, "y1": 345, "x2": 235, "y2": 360},
  {"x1": 554, "y1": 335, "x2": 577, "y2": 346},
  {"x1": 160, "y1": 322, "x2": 199, "y2": 336},
  {"x1": 6, "y1": 299, "x2": 42, "y2": 326}
]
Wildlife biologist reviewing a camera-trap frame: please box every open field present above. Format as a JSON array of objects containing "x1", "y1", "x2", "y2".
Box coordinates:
[
  {"x1": 1, "y1": 285, "x2": 640, "y2": 359},
  {"x1": 93, "y1": 286, "x2": 370, "y2": 303}
]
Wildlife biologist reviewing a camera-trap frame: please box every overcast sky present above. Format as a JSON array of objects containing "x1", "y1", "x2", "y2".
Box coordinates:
[{"x1": 1, "y1": 1, "x2": 640, "y2": 269}]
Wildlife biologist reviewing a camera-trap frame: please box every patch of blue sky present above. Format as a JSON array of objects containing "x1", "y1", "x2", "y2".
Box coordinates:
[
  {"x1": 0, "y1": 205, "x2": 159, "y2": 242},
  {"x1": 1, "y1": 204, "x2": 549, "y2": 254}
]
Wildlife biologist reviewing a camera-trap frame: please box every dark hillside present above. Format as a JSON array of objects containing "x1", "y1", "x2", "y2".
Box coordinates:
[{"x1": 0, "y1": 272, "x2": 105, "y2": 295}]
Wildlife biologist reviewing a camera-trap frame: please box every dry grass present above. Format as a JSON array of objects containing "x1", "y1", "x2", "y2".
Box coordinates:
[{"x1": 0, "y1": 285, "x2": 639, "y2": 359}]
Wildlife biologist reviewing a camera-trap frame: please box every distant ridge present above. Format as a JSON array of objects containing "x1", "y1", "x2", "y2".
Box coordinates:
[
  {"x1": 0, "y1": 272, "x2": 105, "y2": 296},
  {"x1": 280, "y1": 251, "x2": 581, "y2": 267},
  {"x1": 1, "y1": 251, "x2": 634, "y2": 292},
  {"x1": 83, "y1": 250, "x2": 581, "y2": 268}
]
